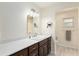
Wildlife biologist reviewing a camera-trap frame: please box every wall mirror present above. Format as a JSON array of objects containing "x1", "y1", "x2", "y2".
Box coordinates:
[
  {"x1": 27, "y1": 9, "x2": 40, "y2": 36},
  {"x1": 27, "y1": 15, "x2": 33, "y2": 34}
]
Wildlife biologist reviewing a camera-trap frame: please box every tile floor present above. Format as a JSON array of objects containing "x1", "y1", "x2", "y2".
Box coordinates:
[
  {"x1": 49, "y1": 42, "x2": 79, "y2": 56},
  {"x1": 56, "y1": 44, "x2": 79, "y2": 56}
]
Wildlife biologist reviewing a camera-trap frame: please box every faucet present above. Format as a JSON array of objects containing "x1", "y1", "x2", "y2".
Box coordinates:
[
  {"x1": 33, "y1": 33, "x2": 37, "y2": 37},
  {"x1": 29, "y1": 35, "x2": 31, "y2": 38},
  {"x1": 28, "y1": 32, "x2": 32, "y2": 39}
]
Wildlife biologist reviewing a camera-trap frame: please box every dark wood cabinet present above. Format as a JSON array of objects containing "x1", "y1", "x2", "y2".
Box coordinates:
[
  {"x1": 10, "y1": 48, "x2": 28, "y2": 56},
  {"x1": 10, "y1": 37, "x2": 51, "y2": 56},
  {"x1": 39, "y1": 46, "x2": 43, "y2": 56},
  {"x1": 43, "y1": 43, "x2": 48, "y2": 56},
  {"x1": 38, "y1": 39, "x2": 48, "y2": 56},
  {"x1": 29, "y1": 50, "x2": 38, "y2": 56},
  {"x1": 39, "y1": 39, "x2": 48, "y2": 46},
  {"x1": 47, "y1": 37, "x2": 51, "y2": 54},
  {"x1": 29, "y1": 43, "x2": 38, "y2": 56},
  {"x1": 39, "y1": 37, "x2": 51, "y2": 56}
]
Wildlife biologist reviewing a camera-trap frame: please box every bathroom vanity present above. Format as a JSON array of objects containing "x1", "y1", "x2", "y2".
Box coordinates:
[
  {"x1": 0, "y1": 34, "x2": 51, "y2": 56},
  {"x1": 10, "y1": 37, "x2": 51, "y2": 56}
]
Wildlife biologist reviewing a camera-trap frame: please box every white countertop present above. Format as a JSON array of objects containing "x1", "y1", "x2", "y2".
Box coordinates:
[{"x1": 0, "y1": 34, "x2": 51, "y2": 56}]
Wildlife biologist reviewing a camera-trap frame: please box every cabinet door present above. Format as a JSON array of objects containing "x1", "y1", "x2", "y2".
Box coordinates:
[
  {"x1": 29, "y1": 50, "x2": 38, "y2": 56},
  {"x1": 39, "y1": 46, "x2": 43, "y2": 56},
  {"x1": 29, "y1": 43, "x2": 38, "y2": 56},
  {"x1": 29, "y1": 43, "x2": 38, "y2": 54},
  {"x1": 43, "y1": 43, "x2": 48, "y2": 56},
  {"x1": 47, "y1": 37, "x2": 51, "y2": 54},
  {"x1": 10, "y1": 48, "x2": 28, "y2": 56},
  {"x1": 38, "y1": 39, "x2": 48, "y2": 56},
  {"x1": 39, "y1": 39, "x2": 48, "y2": 46}
]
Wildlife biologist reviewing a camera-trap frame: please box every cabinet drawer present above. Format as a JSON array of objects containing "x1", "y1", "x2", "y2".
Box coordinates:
[
  {"x1": 39, "y1": 43, "x2": 48, "y2": 56},
  {"x1": 10, "y1": 48, "x2": 28, "y2": 56},
  {"x1": 39, "y1": 39, "x2": 48, "y2": 46},
  {"x1": 29, "y1": 43, "x2": 38, "y2": 54},
  {"x1": 29, "y1": 50, "x2": 38, "y2": 56},
  {"x1": 43, "y1": 43, "x2": 48, "y2": 56},
  {"x1": 39, "y1": 46, "x2": 43, "y2": 56}
]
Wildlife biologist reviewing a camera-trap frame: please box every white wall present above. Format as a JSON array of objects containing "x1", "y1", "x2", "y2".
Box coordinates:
[
  {"x1": 40, "y1": 7, "x2": 56, "y2": 39},
  {"x1": 39, "y1": 2, "x2": 79, "y2": 39},
  {"x1": 33, "y1": 16, "x2": 40, "y2": 34},
  {"x1": 0, "y1": 16, "x2": 2, "y2": 40},
  {"x1": 39, "y1": 3, "x2": 79, "y2": 54},
  {"x1": 1, "y1": 2, "x2": 79, "y2": 43},
  {"x1": 0, "y1": 2, "x2": 39, "y2": 43}
]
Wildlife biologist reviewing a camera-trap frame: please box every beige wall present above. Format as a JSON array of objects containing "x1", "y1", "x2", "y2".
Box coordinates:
[
  {"x1": 56, "y1": 8, "x2": 79, "y2": 48},
  {"x1": 40, "y1": 7, "x2": 55, "y2": 36}
]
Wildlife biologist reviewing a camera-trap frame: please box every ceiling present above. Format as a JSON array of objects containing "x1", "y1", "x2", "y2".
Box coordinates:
[
  {"x1": 34, "y1": 2, "x2": 57, "y2": 7},
  {"x1": 34, "y1": 2, "x2": 79, "y2": 8}
]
